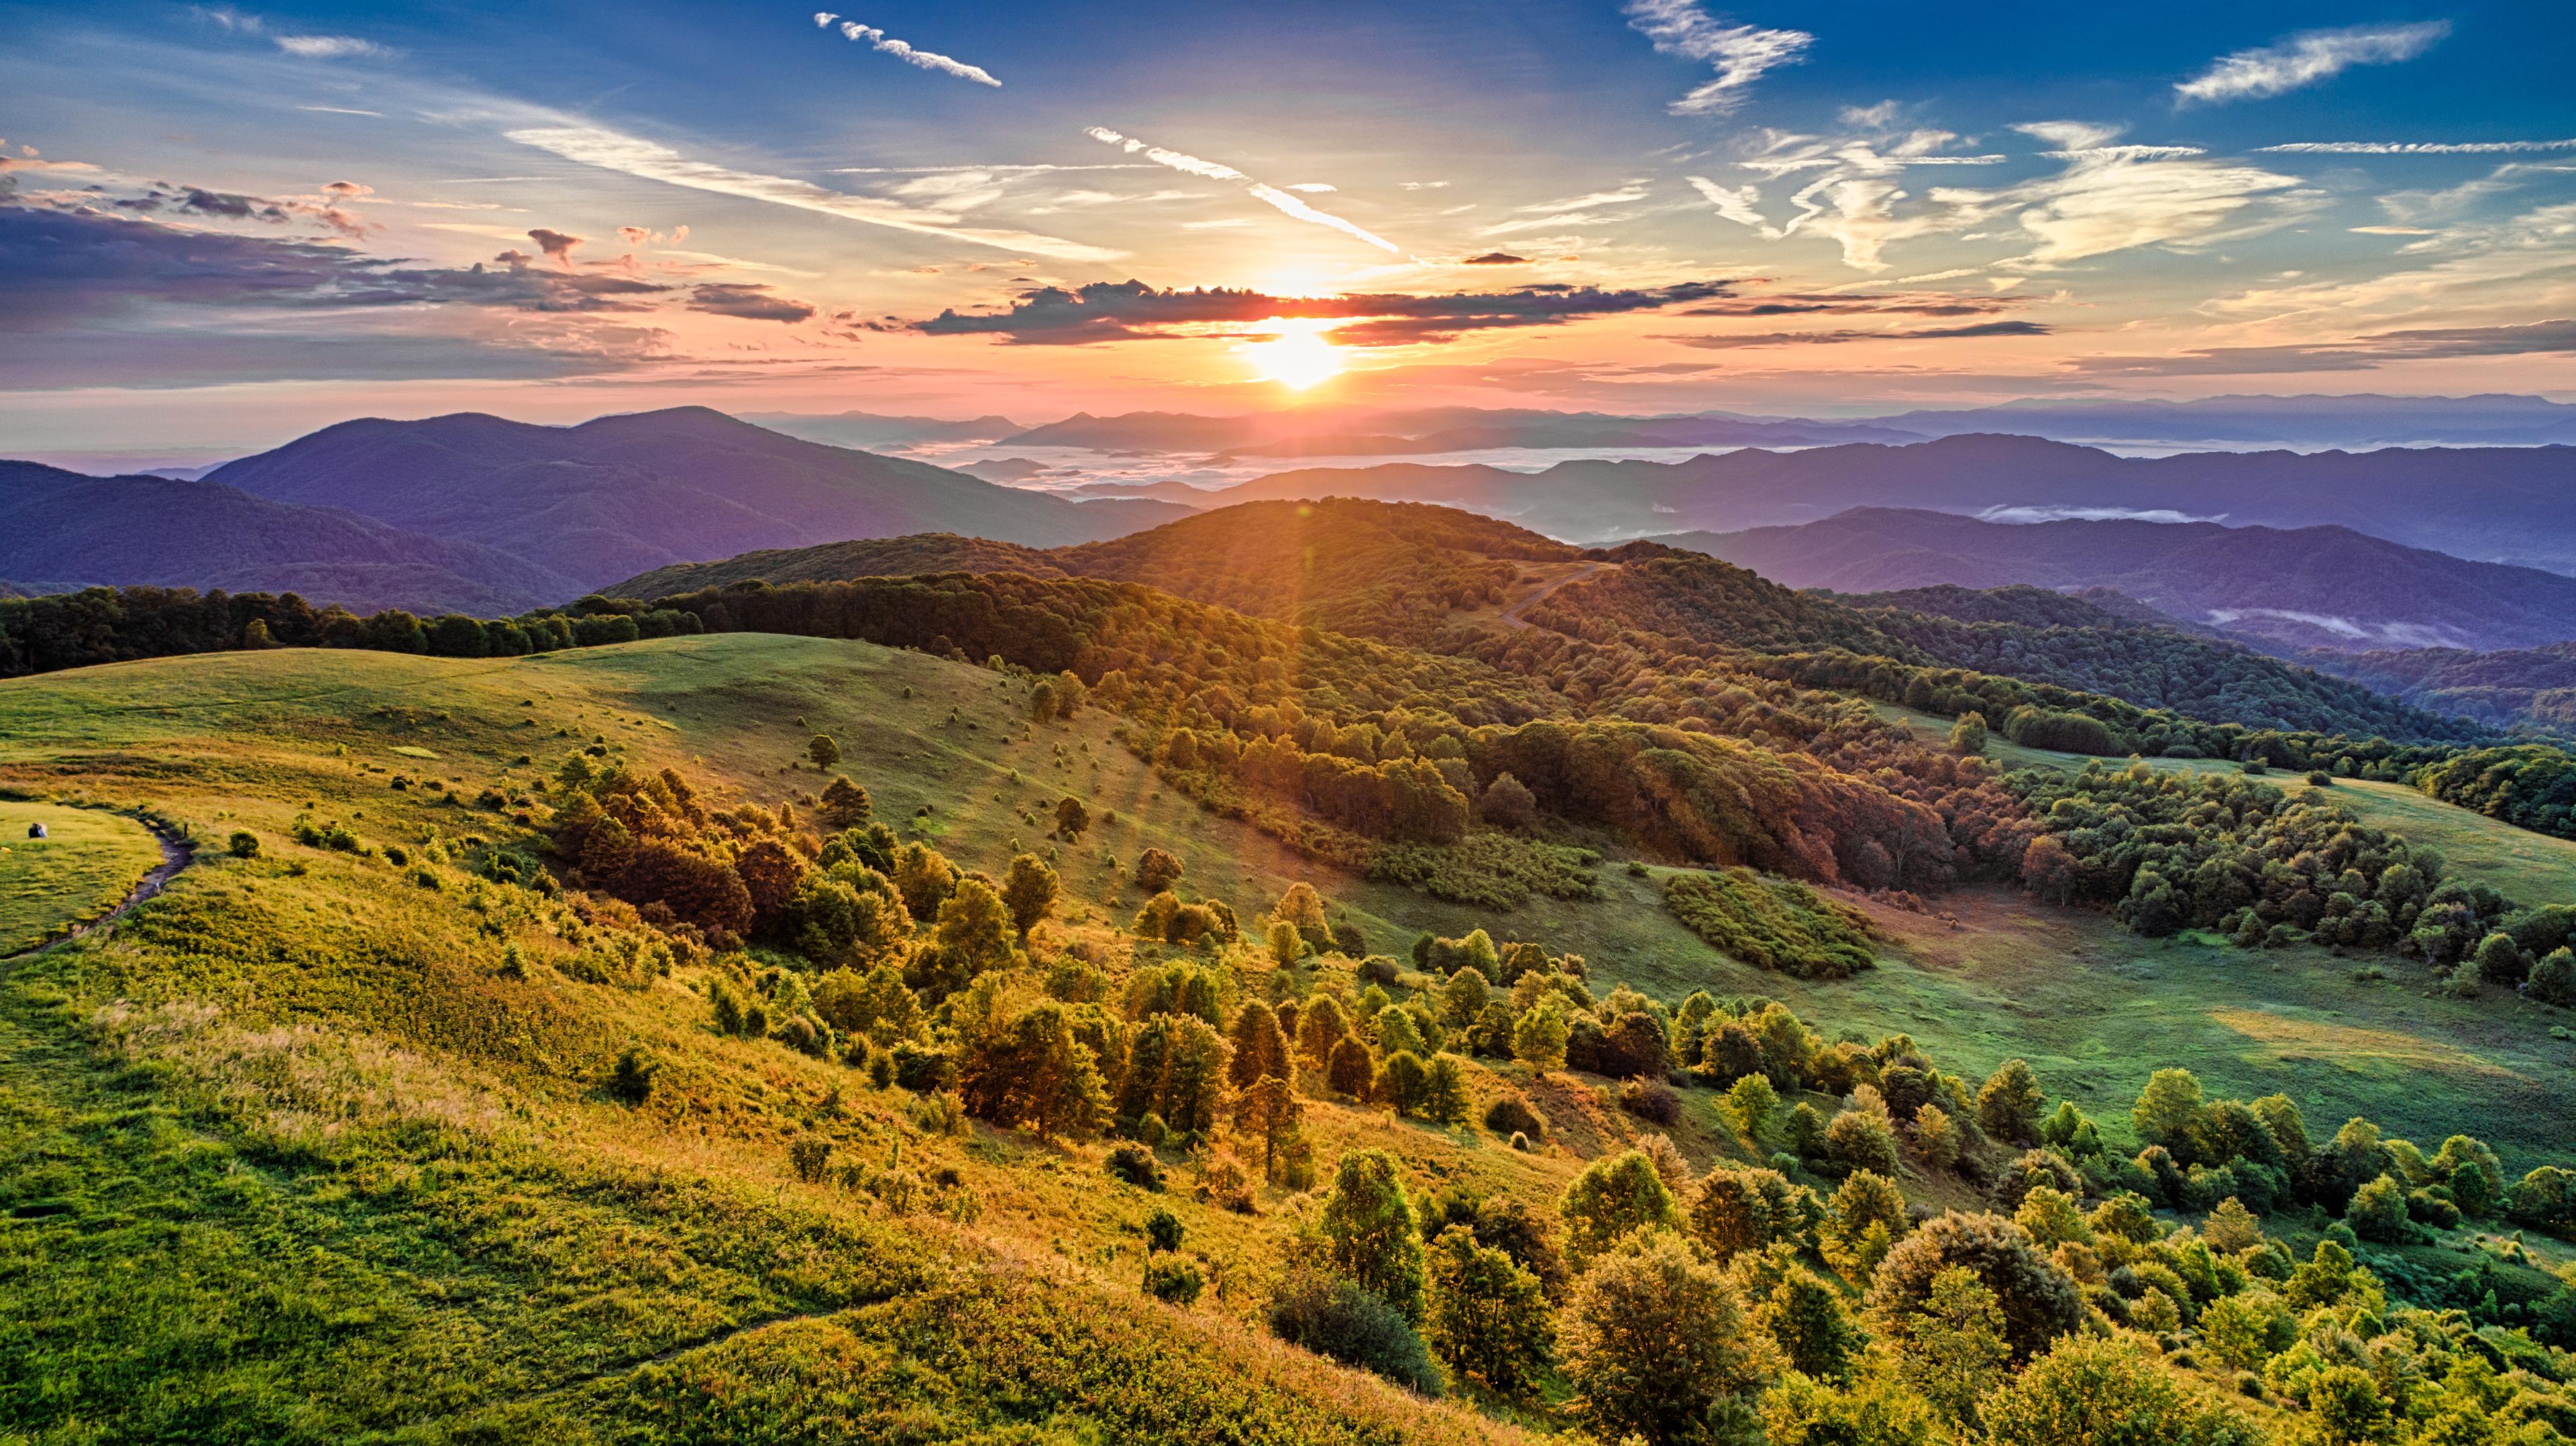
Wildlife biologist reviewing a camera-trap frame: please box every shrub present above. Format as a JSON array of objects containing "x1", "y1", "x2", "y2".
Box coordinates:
[
  {"x1": 788, "y1": 1136, "x2": 832, "y2": 1184},
  {"x1": 2346, "y1": 1173, "x2": 2415, "y2": 1243},
  {"x1": 1142, "y1": 1257, "x2": 1203, "y2": 1305},
  {"x1": 1559, "y1": 1150, "x2": 1682, "y2": 1270},
  {"x1": 1106, "y1": 1144, "x2": 1163, "y2": 1190},
  {"x1": 1619, "y1": 1079, "x2": 1683, "y2": 1126},
  {"x1": 1134, "y1": 846, "x2": 1185, "y2": 892},
  {"x1": 1825, "y1": 1108, "x2": 1900, "y2": 1178},
  {"x1": 1321, "y1": 1149, "x2": 1426, "y2": 1322},
  {"x1": 1484, "y1": 1094, "x2": 1546, "y2": 1142},
  {"x1": 606, "y1": 1046, "x2": 656, "y2": 1105},
  {"x1": 1664, "y1": 868, "x2": 1874, "y2": 979},
  {"x1": 227, "y1": 830, "x2": 260, "y2": 859},
  {"x1": 1143, "y1": 1206, "x2": 1183, "y2": 1254},
  {"x1": 1268, "y1": 1274, "x2": 1442, "y2": 1396}
]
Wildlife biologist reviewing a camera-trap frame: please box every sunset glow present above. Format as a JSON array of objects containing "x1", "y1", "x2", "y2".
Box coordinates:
[{"x1": 1241, "y1": 321, "x2": 1346, "y2": 391}]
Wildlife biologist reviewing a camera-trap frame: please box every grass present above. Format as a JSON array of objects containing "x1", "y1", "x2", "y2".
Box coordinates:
[
  {"x1": 0, "y1": 801, "x2": 162, "y2": 955},
  {"x1": 0, "y1": 638, "x2": 2568, "y2": 1438}
]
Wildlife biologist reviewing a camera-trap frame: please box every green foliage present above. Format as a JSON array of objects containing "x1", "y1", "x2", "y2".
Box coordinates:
[
  {"x1": 1142, "y1": 1256, "x2": 1203, "y2": 1304},
  {"x1": 1562, "y1": 1229, "x2": 1767, "y2": 1446},
  {"x1": 1320, "y1": 1150, "x2": 1426, "y2": 1323},
  {"x1": 1981, "y1": 1335, "x2": 2263, "y2": 1446},
  {"x1": 2415, "y1": 744, "x2": 2576, "y2": 840},
  {"x1": 1662, "y1": 868, "x2": 1874, "y2": 979},
  {"x1": 1267, "y1": 1273, "x2": 1443, "y2": 1397},
  {"x1": 1865, "y1": 1211, "x2": 2084, "y2": 1364},
  {"x1": 1422, "y1": 1225, "x2": 1553, "y2": 1394},
  {"x1": 1558, "y1": 1149, "x2": 1682, "y2": 1270}
]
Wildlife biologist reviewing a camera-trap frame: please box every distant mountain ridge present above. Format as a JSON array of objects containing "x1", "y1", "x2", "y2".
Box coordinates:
[
  {"x1": 1654, "y1": 506, "x2": 2576, "y2": 653},
  {"x1": 1210, "y1": 433, "x2": 2576, "y2": 572}
]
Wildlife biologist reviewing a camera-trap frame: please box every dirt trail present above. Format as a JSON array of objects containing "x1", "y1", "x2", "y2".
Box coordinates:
[
  {"x1": 1498, "y1": 561, "x2": 1612, "y2": 628},
  {"x1": 5, "y1": 816, "x2": 194, "y2": 960}
]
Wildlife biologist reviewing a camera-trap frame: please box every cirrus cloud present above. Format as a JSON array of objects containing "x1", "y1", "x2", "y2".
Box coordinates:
[
  {"x1": 1622, "y1": 0, "x2": 1812, "y2": 116},
  {"x1": 2175, "y1": 21, "x2": 2449, "y2": 105},
  {"x1": 913, "y1": 277, "x2": 1732, "y2": 346}
]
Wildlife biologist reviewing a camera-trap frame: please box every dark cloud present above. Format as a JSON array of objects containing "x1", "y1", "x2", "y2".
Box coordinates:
[
  {"x1": 181, "y1": 186, "x2": 288, "y2": 221},
  {"x1": 1662, "y1": 319, "x2": 2051, "y2": 347},
  {"x1": 686, "y1": 282, "x2": 817, "y2": 323},
  {"x1": 1461, "y1": 252, "x2": 1529, "y2": 265},
  {"x1": 1680, "y1": 291, "x2": 2021, "y2": 319},
  {"x1": 527, "y1": 227, "x2": 583, "y2": 266},
  {"x1": 2070, "y1": 318, "x2": 2576, "y2": 376},
  {"x1": 914, "y1": 277, "x2": 1735, "y2": 347},
  {"x1": 0, "y1": 199, "x2": 669, "y2": 327}
]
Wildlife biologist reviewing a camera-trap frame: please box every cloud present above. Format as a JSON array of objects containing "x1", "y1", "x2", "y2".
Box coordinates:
[
  {"x1": 2070, "y1": 317, "x2": 2576, "y2": 376},
  {"x1": 299, "y1": 105, "x2": 384, "y2": 117},
  {"x1": 1686, "y1": 176, "x2": 1765, "y2": 227},
  {"x1": 273, "y1": 34, "x2": 395, "y2": 58},
  {"x1": 0, "y1": 197, "x2": 677, "y2": 328},
  {"x1": 812, "y1": 12, "x2": 998, "y2": 86},
  {"x1": 504, "y1": 123, "x2": 1119, "y2": 261},
  {"x1": 1622, "y1": 0, "x2": 1812, "y2": 116},
  {"x1": 2257, "y1": 137, "x2": 2576, "y2": 155},
  {"x1": 1679, "y1": 290, "x2": 2020, "y2": 317},
  {"x1": 1083, "y1": 127, "x2": 1397, "y2": 252},
  {"x1": 1461, "y1": 252, "x2": 1530, "y2": 265},
  {"x1": 1979, "y1": 505, "x2": 2222, "y2": 524},
  {"x1": 1284, "y1": 182, "x2": 1336, "y2": 193},
  {"x1": 912, "y1": 277, "x2": 1731, "y2": 346},
  {"x1": 2175, "y1": 22, "x2": 2449, "y2": 105},
  {"x1": 1477, "y1": 186, "x2": 1650, "y2": 237},
  {"x1": 1662, "y1": 319, "x2": 2049, "y2": 347},
  {"x1": 686, "y1": 282, "x2": 817, "y2": 323},
  {"x1": 527, "y1": 227, "x2": 583, "y2": 266}
]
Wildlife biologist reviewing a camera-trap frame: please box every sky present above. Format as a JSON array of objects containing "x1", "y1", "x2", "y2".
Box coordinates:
[{"x1": 4, "y1": 0, "x2": 2575, "y2": 457}]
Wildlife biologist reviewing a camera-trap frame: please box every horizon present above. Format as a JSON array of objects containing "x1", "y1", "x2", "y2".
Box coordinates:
[{"x1": 7, "y1": 1, "x2": 2575, "y2": 460}]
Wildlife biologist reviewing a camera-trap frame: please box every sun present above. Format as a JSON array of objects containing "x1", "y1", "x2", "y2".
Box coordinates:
[{"x1": 1241, "y1": 320, "x2": 1345, "y2": 390}]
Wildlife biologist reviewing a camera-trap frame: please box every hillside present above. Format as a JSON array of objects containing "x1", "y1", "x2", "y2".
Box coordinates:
[
  {"x1": 2323, "y1": 641, "x2": 2576, "y2": 732},
  {"x1": 5, "y1": 628, "x2": 2573, "y2": 1441},
  {"x1": 0, "y1": 461, "x2": 577, "y2": 614},
  {"x1": 1664, "y1": 506, "x2": 2576, "y2": 653},
  {"x1": 1216, "y1": 434, "x2": 2576, "y2": 572}
]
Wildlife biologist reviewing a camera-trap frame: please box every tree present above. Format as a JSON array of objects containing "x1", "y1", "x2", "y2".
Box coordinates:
[
  {"x1": 1296, "y1": 993, "x2": 1348, "y2": 1067},
  {"x1": 1890, "y1": 1266, "x2": 2009, "y2": 1430},
  {"x1": 890, "y1": 842, "x2": 958, "y2": 921},
  {"x1": 1513, "y1": 1000, "x2": 1569, "y2": 1074},
  {"x1": 1981, "y1": 1335, "x2": 2261, "y2": 1446},
  {"x1": 1977, "y1": 1059, "x2": 2045, "y2": 1146},
  {"x1": 1440, "y1": 967, "x2": 1491, "y2": 1026},
  {"x1": 1424, "y1": 1225, "x2": 1553, "y2": 1394},
  {"x1": 1754, "y1": 1264, "x2": 1864, "y2": 1382},
  {"x1": 1823, "y1": 1171, "x2": 1909, "y2": 1281},
  {"x1": 812, "y1": 962, "x2": 924, "y2": 1044},
  {"x1": 1865, "y1": 1211, "x2": 2084, "y2": 1364},
  {"x1": 1478, "y1": 771, "x2": 1537, "y2": 830},
  {"x1": 1133, "y1": 846, "x2": 1184, "y2": 893},
  {"x1": 1423, "y1": 1054, "x2": 1472, "y2": 1127},
  {"x1": 2346, "y1": 1172, "x2": 2414, "y2": 1243},
  {"x1": 910, "y1": 876, "x2": 1018, "y2": 998},
  {"x1": 1321, "y1": 1150, "x2": 1426, "y2": 1322},
  {"x1": 1726, "y1": 1073, "x2": 1778, "y2": 1145},
  {"x1": 1265, "y1": 917, "x2": 1304, "y2": 970},
  {"x1": 2130, "y1": 1067, "x2": 2206, "y2": 1150},
  {"x1": 1227, "y1": 1001, "x2": 1293, "y2": 1089},
  {"x1": 737, "y1": 838, "x2": 810, "y2": 927},
  {"x1": 1326, "y1": 1036, "x2": 1377, "y2": 1099},
  {"x1": 1118, "y1": 1013, "x2": 1232, "y2": 1137},
  {"x1": 1053, "y1": 795, "x2": 1089, "y2": 840},
  {"x1": 956, "y1": 1002, "x2": 1110, "y2": 1142},
  {"x1": 1233, "y1": 1074, "x2": 1304, "y2": 1182},
  {"x1": 1000, "y1": 853, "x2": 1059, "y2": 941},
  {"x1": 807, "y1": 734, "x2": 840, "y2": 769},
  {"x1": 1274, "y1": 881, "x2": 1330, "y2": 935},
  {"x1": 1826, "y1": 1109, "x2": 1900, "y2": 1178},
  {"x1": 1690, "y1": 1167, "x2": 1786, "y2": 1264},
  {"x1": 1760, "y1": 1367, "x2": 1935, "y2": 1446},
  {"x1": 1559, "y1": 1150, "x2": 1682, "y2": 1270},
  {"x1": 1914, "y1": 1105, "x2": 1960, "y2": 1169},
  {"x1": 1381, "y1": 1050, "x2": 1432, "y2": 1117},
  {"x1": 1564, "y1": 1230, "x2": 1769, "y2": 1446},
  {"x1": 818, "y1": 775, "x2": 871, "y2": 829}
]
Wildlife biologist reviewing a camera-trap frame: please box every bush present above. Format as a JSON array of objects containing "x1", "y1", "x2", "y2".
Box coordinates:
[
  {"x1": 1144, "y1": 1206, "x2": 1183, "y2": 1254},
  {"x1": 1866, "y1": 1210, "x2": 2085, "y2": 1364},
  {"x1": 1106, "y1": 1144, "x2": 1163, "y2": 1190},
  {"x1": 1484, "y1": 1094, "x2": 1546, "y2": 1142},
  {"x1": 1619, "y1": 1079, "x2": 1682, "y2": 1125},
  {"x1": 1268, "y1": 1274, "x2": 1443, "y2": 1396},
  {"x1": 1564, "y1": 1230, "x2": 1766, "y2": 1444},
  {"x1": 226, "y1": 830, "x2": 260, "y2": 859},
  {"x1": 1142, "y1": 1257, "x2": 1203, "y2": 1305},
  {"x1": 606, "y1": 1046, "x2": 656, "y2": 1105},
  {"x1": 1983, "y1": 1335, "x2": 2262, "y2": 1446},
  {"x1": 1663, "y1": 868, "x2": 1874, "y2": 979}
]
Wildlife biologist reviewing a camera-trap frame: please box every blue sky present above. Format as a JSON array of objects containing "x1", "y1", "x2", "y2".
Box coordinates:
[{"x1": 3, "y1": 1, "x2": 2573, "y2": 453}]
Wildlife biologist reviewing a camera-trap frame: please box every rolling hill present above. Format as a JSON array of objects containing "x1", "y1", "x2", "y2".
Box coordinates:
[{"x1": 1658, "y1": 506, "x2": 2576, "y2": 653}]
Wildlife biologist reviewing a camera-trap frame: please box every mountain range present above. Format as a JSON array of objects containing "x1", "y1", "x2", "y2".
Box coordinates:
[
  {"x1": 1207, "y1": 433, "x2": 2576, "y2": 573},
  {"x1": 1, "y1": 408, "x2": 1185, "y2": 615},
  {"x1": 1658, "y1": 506, "x2": 2576, "y2": 654}
]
